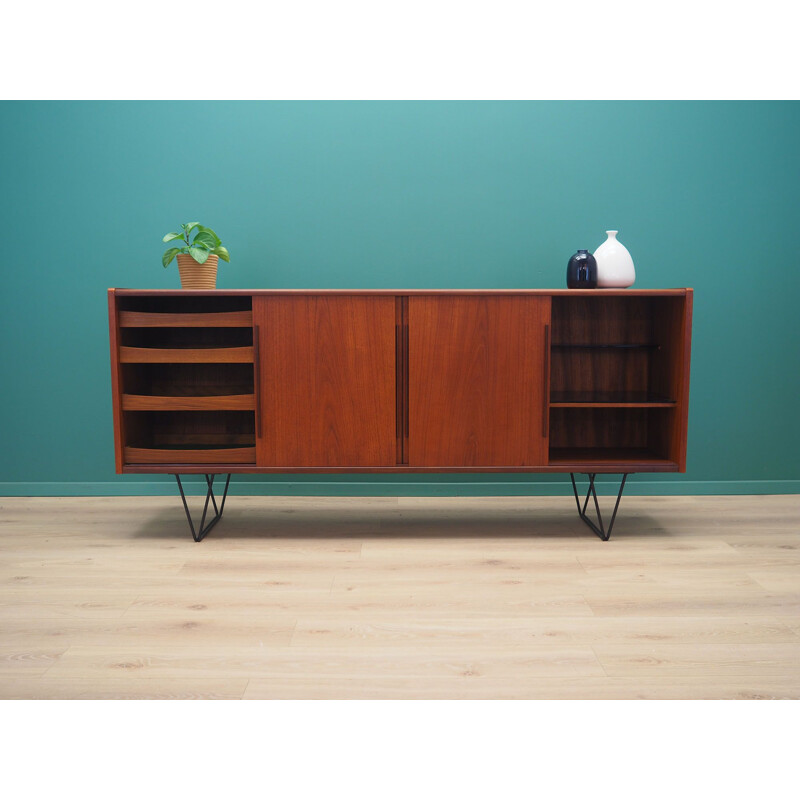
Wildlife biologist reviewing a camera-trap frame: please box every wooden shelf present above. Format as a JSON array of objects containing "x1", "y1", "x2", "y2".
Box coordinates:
[
  {"x1": 549, "y1": 391, "x2": 675, "y2": 408},
  {"x1": 549, "y1": 447, "x2": 678, "y2": 469},
  {"x1": 120, "y1": 346, "x2": 254, "y2": 363},
  {"x1": 551, "y1": 343, "x2": 659, "y2": 349},
  {"x1": 125, "y1": 446, "x2": 256, "y2": 464},
  {"x1": 119, "y1": 310, "x2": 253, "y2": 327},
  {"x1": 122, "y1": 394, "x2": 255, "y2": 411}
]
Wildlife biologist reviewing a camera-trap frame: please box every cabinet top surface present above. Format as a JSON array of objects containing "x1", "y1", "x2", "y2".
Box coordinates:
[{"x1": 111, "y1": 288, "x2": 692, "y2": 296}]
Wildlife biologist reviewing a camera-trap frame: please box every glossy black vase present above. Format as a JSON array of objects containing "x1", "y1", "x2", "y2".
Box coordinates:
[{"x1": 566, "y1": 249, "x2": 598, "y2": 289}]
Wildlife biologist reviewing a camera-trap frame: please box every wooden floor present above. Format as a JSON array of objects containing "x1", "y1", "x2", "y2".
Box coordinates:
[{"x1": 1, "y1": 493, "x2": 799, "y2": 699}]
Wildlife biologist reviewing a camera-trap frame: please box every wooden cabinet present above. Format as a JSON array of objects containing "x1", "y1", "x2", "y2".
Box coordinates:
[
  {"x1": 408, "y1": 295, "x2": 550, "y2": 467},
  {"x1": 108, "y1": 289, "x2": 692, "y2": 475}
]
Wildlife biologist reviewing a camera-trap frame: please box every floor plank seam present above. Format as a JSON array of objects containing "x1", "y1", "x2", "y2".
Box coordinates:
[
  {"x1": 119, "y1": 594, "x2": 143, "y2": 618},
  {"x1": 287, "y1": 619, "x2": 300, "y2": 646},
  {"x1": 37, "y1": 646, "x2": 73, "y2": 678},
  {"x1": 589, "y1": 645, "x2": 610, "y2": 678},
  {"x1": 580, "y1": 595, "x2": 599, "y2": 617}
]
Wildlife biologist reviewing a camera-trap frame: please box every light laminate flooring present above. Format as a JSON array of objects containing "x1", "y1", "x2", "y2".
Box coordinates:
[{"x1": 1, "y1": 494, "x2": 799, "y2": 699}]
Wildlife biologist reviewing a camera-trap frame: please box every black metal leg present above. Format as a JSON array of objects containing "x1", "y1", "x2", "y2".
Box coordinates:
[
  {"x1": 570, "y1": 473, "x2": 628, "y2": 541},
  {"x1": 174, "y1": 474, "x2": 231, "y2": 542}
]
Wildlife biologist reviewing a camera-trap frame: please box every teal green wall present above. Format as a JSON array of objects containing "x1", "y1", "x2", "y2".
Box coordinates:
[{"x1": 1, "y1": 101, "x2": 798, "y2": 496}]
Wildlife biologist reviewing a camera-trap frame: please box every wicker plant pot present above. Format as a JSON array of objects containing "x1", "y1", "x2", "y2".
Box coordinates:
[{"x1": 177, "y1": 253, "x2": 218, "y2": 289}]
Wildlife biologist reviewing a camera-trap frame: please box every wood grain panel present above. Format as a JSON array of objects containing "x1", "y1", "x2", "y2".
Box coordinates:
[
  {"x1": 549, "y1": 401, "x2": 676, "y2": 408},
  {"x1": 118, "y1": 310, "x2": 253, "y2": 327},
  {"x1": 593, "y1": 643, "x2": 800, "y2": 677},
  {"x1": 550, "y1": 348, "x2": 652, "y2": 395},
  {"x1": 243, "y1": 676, "x2": 800, "y2": 700},
  {"x1": 395, "y1": 296, "x2": 409, "y2": 464},
  {"x1": 120, "y1": 346, "x2": 253, "y2": 363},
  {"x1": 122, "y1": 394, "x2": 255, "y2": 411},
  {"x1": 654, "y1": 290, "x2": 692, "y2": 470},
  {"x1": 549, "y1": 407, "x2": 650, "y2": 450},
  {"x1": 107, "y1": 290, "x2": 124, "y2": 473},
  {"x1": 550, "y1": 296, "x2": 654, "y2": 345},
  {"x1": 677, "y1": 290, "x2": 693, "y2": 471},
  {"x1": 114, "y1": 288, "x2": 690, "y2": 296},
  {"x1": 254, "y1": 295, "x2": 396, "y2": 467},
  {"x1": 124, "y1": 446, "x2": 255, "y2": 464},
  {"x1": 139, "y1": 432, "x2": 254, "y2": 446},
  {"x1": 548, "y1": 447, "x2": 678, "y2": 470},
  {"x1": 408, "y1": 295, "x2": 549, "y2": 466}
]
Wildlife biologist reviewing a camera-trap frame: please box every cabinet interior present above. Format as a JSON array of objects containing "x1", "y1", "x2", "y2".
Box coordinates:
[
  {"x1": 548, "y1": 296, "x2": 686, "y2": 467},
  {"x1": 116, "y1": 295, "x2": 256, "y2": 463},
  {"x1": 117, "y1": 296, "x2": 252, "y2": 313},
  {"x1": 124, "y1": 411, "x2": 256, "y2": 449},
  {"x1": 121, "y1": 363, "x2": 254, "y2": 397}
]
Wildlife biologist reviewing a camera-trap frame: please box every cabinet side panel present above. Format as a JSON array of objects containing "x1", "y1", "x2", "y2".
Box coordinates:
[
  {"x1": 675, "y1": 290, "x2": 693, "y2": 471},
  {"x1": 408, "y1": 295, "x2": 549, "y2": 467},
  {"x1": 254, "y1": 295, "x2": 397, "y2": 467},
  {"x1": 649, "y1": 293, "x2": 692, "y2": 470},
  {"x1": 108, "y1": 290, "x2": 124, "y2": 473}
]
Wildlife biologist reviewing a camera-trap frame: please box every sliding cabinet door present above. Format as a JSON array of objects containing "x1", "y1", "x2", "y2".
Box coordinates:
[
  {"x1": 408, "y1": 295, "x2": 550, "y2": 467},
  {"x1": 254, "y1": 295, "x2": 396, "y2": 467}
]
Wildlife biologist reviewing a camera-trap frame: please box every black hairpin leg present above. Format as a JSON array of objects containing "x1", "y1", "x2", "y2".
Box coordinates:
[
  {"x1": 174, "y1": 474, "x2": 231, "y2": 542},
  {"x1": 570, "y1": 473, "x2": 628, "y2": 541}
]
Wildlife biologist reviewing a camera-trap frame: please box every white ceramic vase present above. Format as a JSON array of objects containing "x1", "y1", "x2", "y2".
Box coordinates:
[{"x1": 594, "y1": 230, "x2": 635, "y2": 288}]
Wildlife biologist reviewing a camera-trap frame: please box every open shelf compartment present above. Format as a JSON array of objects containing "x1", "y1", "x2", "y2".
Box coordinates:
[
  {"x1": 119, "y1": 326, "x2": 253, "y2": 362},
  {"x1": 123, "y1": 410, "x2": 256, "y2": 465},
  {"x1": 120, "y1": 353, "x2": 256, "y2": 420},
  {"x1": 114, "y1": 296, "x2": 258, "y2": 466},
  {"x1": 117, "y1": 295, "x2": 252, "y2": 314},
  {"x1": 121, "y1": 363, "x2": 254, "y2": 398},
  {"x1": 548, "y1": 407, "x2": 678, "y2": 469},
  {"x1": 547, "y1": 295, "x2": 686, "y2": 467}
]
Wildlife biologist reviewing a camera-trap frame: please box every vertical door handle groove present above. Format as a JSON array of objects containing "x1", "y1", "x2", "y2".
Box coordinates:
[
  {"x1": 396, "y1": 324, "x2": 402, "y2": 442},
  {"x1": 395, "y1": 296, "x2": 410, "y2": 465},
  {"x1": 253, "y1": 323, "x2": 262, "y2": 439},
  {"x1": 403, "y1": 319, "x2": 409, "y2": 441},
  {"x1": 542, "y1": 323, "x2": 550, "y2": 438}
]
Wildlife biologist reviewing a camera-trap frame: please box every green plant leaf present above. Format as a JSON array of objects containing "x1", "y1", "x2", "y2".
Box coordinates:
[
  {"x1": 183, "y1": 222, "x2": 201, "y2": 238},
  {"x1": 162, "y1": 232, "x2": 184, "y2": 243},
  {"x1": 193, "y1": 231, "x2": 217, "y2": 250},
  {"x1": 213, "y1": 246, "x2": 230, "y2": 263},
  {"x1": 162, "y1": 247, "x2": 181, "y2": 268},
  {"x1": 188, "y1": 245, "x2": 211, "y2": 264},
  {"x1": 198, "y1": 226, "x2": 221, "y2": 248}
]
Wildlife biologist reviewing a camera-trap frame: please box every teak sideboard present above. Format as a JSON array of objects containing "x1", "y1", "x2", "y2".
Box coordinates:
[{"x1": 108, "y1": 289, "x2": 693, "y2": 541}]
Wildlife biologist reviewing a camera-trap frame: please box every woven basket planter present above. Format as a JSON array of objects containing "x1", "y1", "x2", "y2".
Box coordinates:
[{"x1": 177, "y1": 253, "x2": 219, "y2": 289}]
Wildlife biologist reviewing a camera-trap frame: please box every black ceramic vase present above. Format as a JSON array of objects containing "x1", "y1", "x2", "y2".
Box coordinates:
[{"x1": 566, "y1": 249, "x2": 598, "y2": 289}]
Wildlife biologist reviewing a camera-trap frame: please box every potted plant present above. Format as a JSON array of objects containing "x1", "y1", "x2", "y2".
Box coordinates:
[{"x1": 162, "y1": 222, "x2": 230, "y2": 289}]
